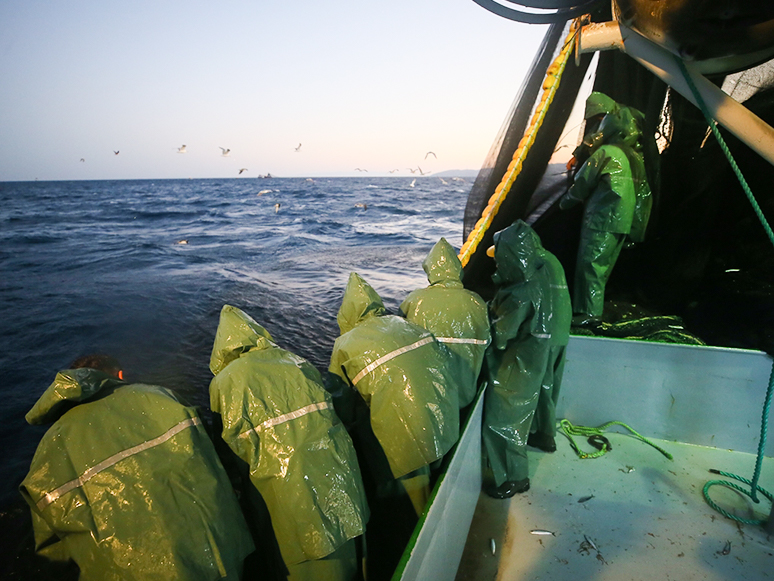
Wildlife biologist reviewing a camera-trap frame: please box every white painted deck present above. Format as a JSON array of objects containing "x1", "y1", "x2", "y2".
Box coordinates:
[
  {"x1": 396, "y1": 336, "x2": 774, "y2": 580},
  {"x1": 456, "y1": 434, "x2": 774, "y2": 581}
]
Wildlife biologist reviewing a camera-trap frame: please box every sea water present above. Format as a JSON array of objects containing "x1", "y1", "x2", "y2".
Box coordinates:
[{"x1": 0, "y1": 176, "x2": 469, "y2": 508}]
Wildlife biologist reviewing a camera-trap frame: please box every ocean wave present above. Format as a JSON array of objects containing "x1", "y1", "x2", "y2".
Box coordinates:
[{"x1": 0, "y1": 176, "x2": 468, "y2": 506}]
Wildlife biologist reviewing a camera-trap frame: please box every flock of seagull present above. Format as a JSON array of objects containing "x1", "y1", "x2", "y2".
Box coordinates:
[
  {"x1": 355, "y1": 151, "x2": 438, "y2": 175},
  {"x1": 79, "y1": 145, "x2": 440, "y2": 177}
]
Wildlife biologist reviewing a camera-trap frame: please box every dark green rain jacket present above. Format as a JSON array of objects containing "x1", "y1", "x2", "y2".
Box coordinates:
[
  {"x1": 329, "y1": 272, "x2": 460, "y2": 479},
  {"x1": 400, "y1": 237, "x2": 491, "y2": 408},
  {"x1": 209, "y1": 305, "x2": 368, "y2": 568},
  {"x1": 20, "y1": 369, "x2": 254, "y2": 581},
  {"x1": 488, "y1": 222, "x2": 559, "y2": 346},
  {"x1": 560, "y1": 143, "x2": 636, "y2": 235}
]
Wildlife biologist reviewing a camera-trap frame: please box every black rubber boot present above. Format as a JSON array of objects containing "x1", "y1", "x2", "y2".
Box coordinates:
[
  {"x1": 483, "y1": 478, "x2": 530, "y2": 499},
  {"x1": 528, "y1": 432, "x2": 556, "y2": 453}
]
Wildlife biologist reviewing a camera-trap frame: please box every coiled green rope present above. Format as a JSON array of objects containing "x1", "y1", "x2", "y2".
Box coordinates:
[
  {"x1": 560, "y1": 418, "x2": 673, "y2": 460},
  {"x1": 703, "y1": 468, "x2": 774, "y2": 525},
  {"x1": 675, "y1": 56, "x2": 774, "y2": 522}
]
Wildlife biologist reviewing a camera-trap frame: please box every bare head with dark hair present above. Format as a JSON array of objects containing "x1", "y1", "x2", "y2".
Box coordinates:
[{"x1": 70, "y1": 354, "x2": 123, "y2": 380}]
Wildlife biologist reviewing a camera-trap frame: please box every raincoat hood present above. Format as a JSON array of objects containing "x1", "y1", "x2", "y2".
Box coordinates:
[
  {"x1": 423, "y1": 237, "x2": 464, "y2": 287},
  {"x1": 596, "y1": 108, "x2": 642, "y2": 150},
  {"x1": 210, "y1": 304, "x2": 276, "y2": 375},
  {"x1": 585, "y1": 91, "x2": 619, "y2": 119},
  {"x1": 26, "y1": 368, "x2": 125, "y2": 425},
  {"x1": 492, "y1": 221, "x2": 545, "y2": 285},
  {"x1": 336, "y1": 272, "x2": 387, "y2": 334}
]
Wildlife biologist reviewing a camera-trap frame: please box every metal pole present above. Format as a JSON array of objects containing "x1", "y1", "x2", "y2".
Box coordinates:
[{"x1": 578, "y1": 21, "x2": 774, "y2": 168}]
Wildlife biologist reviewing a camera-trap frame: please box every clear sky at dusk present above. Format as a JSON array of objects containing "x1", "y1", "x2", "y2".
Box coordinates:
[{"x1": 0, "y1": 1, "x2": 547, "y2": 181}]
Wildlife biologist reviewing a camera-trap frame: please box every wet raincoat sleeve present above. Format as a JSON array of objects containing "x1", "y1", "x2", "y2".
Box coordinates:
[
  {"x1": 627, "y1": 148, "x2": 652, "y2": 243},
  {"x1": 324, "y1": 368, "x2": 359, "y2": 428},
  {"x1": 541, "y1": 251, "x2": 572, "y2": 346},
  {"x1": 565, "y1": 146, "x2": 635, "y2": 234},
  {"x1": 489, "y1": 290, "x2": 538, "y2": 350},
  {"x1": 601, "y1": 105, "x2": 652, "y2": 243},
  {"x1": 560, "y1": 147, "x2": 608, "y2": 210}
]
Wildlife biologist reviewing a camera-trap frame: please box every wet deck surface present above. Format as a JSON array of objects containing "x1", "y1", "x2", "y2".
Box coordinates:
[{"x1": 456, "y1": 433, "x2": 774, "y2": 581}]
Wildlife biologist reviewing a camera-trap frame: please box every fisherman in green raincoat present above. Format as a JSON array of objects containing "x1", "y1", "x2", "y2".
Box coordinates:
[
  {"x1": 482, "y1": 221, "x2": 571, "y2": 498},
  {"x1": 400, "y1": 237, "x2": 491, "y2": 409},
  {"x1": 209, "y1": 305, "x2": 369, "y2": 581},
  {"x1": 559, "y1": 105, "x2": 651, "y2": 322},
  {"x1": 329, "y1": 272, "x2": 460, "y2": 515},
  {"x1": 20, "y1": 355, "x2": 255, "y2": 581}
]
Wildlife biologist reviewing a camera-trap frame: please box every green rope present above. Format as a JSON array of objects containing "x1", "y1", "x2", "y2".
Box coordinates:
[
  {"x1": 675, "y1": 56, "x2": 774, "y2": 520},
  {"x1": 674, "y1": 58, "x2": 774, "y2": 247},
  {"x1": 559, "y1": 419, "x2": 673, "y2": 460},
  {"x1": 703, "y1": 469, "x2": 774, "y2": 526}
]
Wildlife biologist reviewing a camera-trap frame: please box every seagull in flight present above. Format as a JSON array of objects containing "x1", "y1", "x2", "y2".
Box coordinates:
[
  {"x1": 239, "y1": 168, "x2": 248, "y2": 175},
  {"x1": 416, "y1": 166, "x2": 427, "y2": 175},
  {"x1": 114, "y1": 150, "x2": 120, "y2": 155},
  {"x1": 178, "y1": 145, "x2": 187, "y2": 153},
  {"x1": 219, "y1": 147, "x2": 231, "y2": 157},
  {"x1": 79, "y1": 158, "x2": 85, "y2": 162},
  {"x1": 295, "y1": 143, "x2": 302, "y2": 152},
  {"x1": 407, "y1": 168, "x2": 418, "y2": 174},
  {"x1": 388, "y1": 169, "x2": 399, "y2": 173},
  {"x1": 354, "y1": 168, "x2": 368, "y2": 172},
  {"x1": 425, "y1": 151, "x2": 437, "y2": 160}
]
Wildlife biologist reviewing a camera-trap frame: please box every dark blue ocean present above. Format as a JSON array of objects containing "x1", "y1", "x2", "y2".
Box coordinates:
[{"x1": 0, "y1": 176, "x2": 469, "y2": 507}]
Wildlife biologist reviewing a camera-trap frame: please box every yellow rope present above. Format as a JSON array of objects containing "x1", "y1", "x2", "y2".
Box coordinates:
[{"x1": 459, "y1": 22, "x2": 579, "y2": 267}]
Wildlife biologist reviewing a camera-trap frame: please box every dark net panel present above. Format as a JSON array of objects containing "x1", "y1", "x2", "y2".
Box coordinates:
[{"x1": 462, "y1": 24, "x2": 596, "y2": 299}]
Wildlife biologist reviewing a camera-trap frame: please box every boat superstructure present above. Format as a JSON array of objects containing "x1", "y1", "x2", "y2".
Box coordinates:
[{"x1": 394, "y1": 2, "x2": 774, "y2": 579}]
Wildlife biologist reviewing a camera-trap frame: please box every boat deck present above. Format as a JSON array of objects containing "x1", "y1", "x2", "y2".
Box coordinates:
[{"x1": 456, "y1": 434, "x2": 774, "y2": 581}]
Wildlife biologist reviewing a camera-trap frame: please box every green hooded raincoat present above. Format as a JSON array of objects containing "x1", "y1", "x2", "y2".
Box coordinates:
[
  {"x1": 20, "y1": 369, "x2": 254, "y2": 581},
  {"x1": 400, "y1": 238, "x2": 491, "y2": 408},
  {"x1": 329, "y1": 273, "x2": 460, "y2": 480},
  {"x1": 209, "y1": 305, "x2": 368, "y2": 579}
]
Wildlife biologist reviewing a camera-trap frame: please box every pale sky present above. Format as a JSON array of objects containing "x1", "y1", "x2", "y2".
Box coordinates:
[{"x1": 0, "y1": 1, "x2": 547, "y2": 181}]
